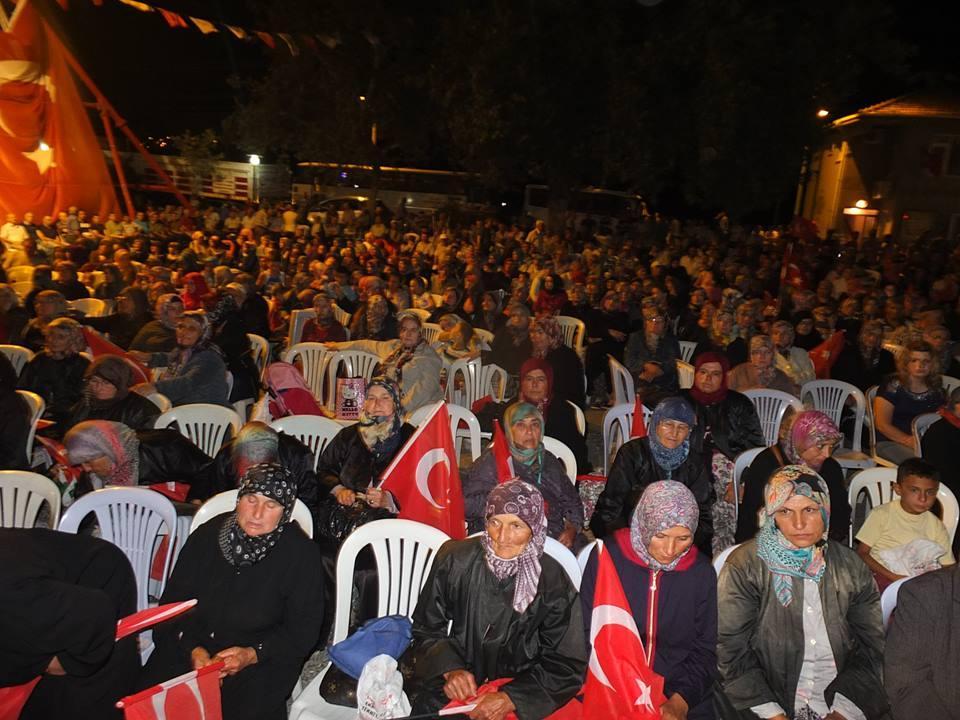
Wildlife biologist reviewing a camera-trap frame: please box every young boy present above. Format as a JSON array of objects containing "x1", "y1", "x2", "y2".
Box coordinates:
[{"x1": 856, "y1": 458, "x2": 955, "y2": 590}]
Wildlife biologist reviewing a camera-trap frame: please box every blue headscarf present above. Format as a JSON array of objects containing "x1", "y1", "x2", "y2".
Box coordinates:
[{"x1": 648, "y1": 396, "x2": 696, "y2": 478}]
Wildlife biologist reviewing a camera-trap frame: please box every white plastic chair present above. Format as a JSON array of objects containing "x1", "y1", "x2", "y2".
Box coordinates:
[
  {"x1": 913, "y1": 413, "x2": 941, "y2": 455},
  {"x1": 420, "y1": 322, "x2": 442, "y2": 345},
  {"x1": 743, "y1": 388, "x2": 804, "y2": 447},
  {"x1": 16, "y1": 390, "x2": 43, "y2": 465},
  {"x1": 576, "y1": 539, "x2": 598, "y2": 574},
  {"x1": 801, "y1": 379, "x2": 874, "y2": 470},
  {"x1": 544, "y1": 536, "x2": 581, "y2": 589},
  {"x1": 713, "y1": 543, "x2": 741, "y2": 575},
  {"x1": 404, "y1": 307, "x2": 431, "y2": 323},
  {"x1": 247, "y1": 333, "x2": 269, "y2": 376},
  {"x1": 270, "y1": 414, "x2": 343, "y2": 472},
  {"x1": 188, "y1": 489, "x2": 314, "y2": 539},
  {"x1": 676, "y1": 360, "x2": 694, "y2": 389},
  {"x1": 287, "y1": 308, "x2": 314, "y2": 348},
  {"x1": 144, "y1": 392, "x2": 172, "y2": 413},
  {"x1": 0, "y1": 344, "x2": 34, "y2": 376},
  {"x1": 608, "y1": 354, "x2": 635, "y2": 406},
  {"x1": 678, "y1": 340, "x2": 697, "y2": 363},
  {"x1": 567, "y1": 399, "x2": 586, "y2": 436},
  {"x1": 474, "y1": 328, "x2": 494, "y2": 349},
  {"x1": 881, "y1": 576, "x2": 909, "y2": 630},
  {"x1": 601, "y1": 401, "x2": 652, "y2": 475},
  {"x1": 732, "y1": 447, "x2": 764, "y2": 521},
  {"x1": 282, "y1": 342, "x2": 332, "y2": 402},
  {"x1": 555, "y1": 315, "x2": 586, "y2": 360},
  {"x1": 865, "y1": 385, "x2": 898, "y2": 468},
  {"x1": 847, "y1": 467, "x2": 897, "y2": 544},
  {"x1": 68, "y1": 298, "x2": 107, "y2": 317},
  {"x1": 543, "y1": 436, "x2": 577, "y2": 483},
  {"x1": 11, "y1": 281, "x2": 31, "y2": 299},
  {"x1": 154, "y1": 404, "x2": 242, "y2": 457},
  {"x1": 943, "y1": 375, "x2": 960, "y2": 397},
  {"x1": 5, "y1": 265, "x2": 34, "y2": 283},
  {"x1": 446, "y1": 358, "x2": 508, "y2": 409},
  {"x1": 0, "y1": 470, "x2": 61, "y2": 528},
  {"x1": 447, "y1": 403, "x2": 483, "y2": 464},
  {"x1": 330, "y1": 303, "x2": 351, "y2": 328},
  {"x1": 58, "y1": 487, "x2": 178, "y2": 611},
  {"x1": 289, "y1": 519, "x2": 450, "y2": 720}
]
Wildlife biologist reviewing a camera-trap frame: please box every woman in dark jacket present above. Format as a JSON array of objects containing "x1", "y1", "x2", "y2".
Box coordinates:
[
  {"x1": 18, "y1": 317, "x2": 89, "y2": 426},
  {"x1": 582, "y1": 481, "x2": 717, "y2": 720},
  {"x1": 62, "y1": 355, "x2": 160, "y2": 436},
  {"x1": 736, "y1": 410, "x2": 851, "y2": 544},
  {"x1": 81, "y1": 287, "x2": 151, "y2": 350},
  {"x1": 591, "y1": 397, "x2": 714, "y2": 554},
  {"x1": 684, "y1": 351, "x2": 765, "y2": 553},
  {"x1": 529, "y1": 315, "x2": 586, "y2": 409},
  {"x1": 64, "y1": 420, "x2": 214, "y2": 502},
  {"x1": 0, "y1": 352, "x2": 32, "y2": 470},
  {"x1": 584, "y1": 290, "x2": 629, "y2": 400},
  {"x1": 209, "y1": 290, "x2": 258, "y2": 403}
]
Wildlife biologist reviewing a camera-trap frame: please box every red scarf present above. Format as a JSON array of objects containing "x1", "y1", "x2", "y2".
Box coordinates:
[
  {"x1": 938, "y1": 407, "x2": 960, "y2": 430},
  {"x1": 520, "y1": 357, "x2": 553, "y2": 417},
  {"x1": 688, "y1": 351, "x2": 730, "y2": 405}
]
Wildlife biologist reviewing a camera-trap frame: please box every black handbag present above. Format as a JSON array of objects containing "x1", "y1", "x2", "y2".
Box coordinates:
[{"x1": 315, "y1": 494, "x2": 393, "y2": 544}]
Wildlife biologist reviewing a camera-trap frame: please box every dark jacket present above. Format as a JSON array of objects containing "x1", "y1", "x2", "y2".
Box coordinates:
[
  {"x1": 581, "y1": 530, "x2": 717, "y2": 719},
  {"x1": 735, "y1": 445, "x2": 851, "y2": 544},
  {"x1": 404, "y1": 538, "x2": 587, "y2": 719},
  {"x1": 717, "y1": 540, "x2": 887, "y2": 719},
  {"x1": 133, "y1": 429, "x2": 214, "y2": 501},
  {"x1": 18, "y1": 352, "x2": 89, "y2": 426},
  {"x1": 831, "y1": 344, "x2": 896, "y2": 392},
  {"x1": 684, "y1": 388, "x2": 765, "y2": 461},
  {"x1": 128, "y1": 320, "x2": 176, "y2": 353},
  {"x1": 590, "y1": 437, "x2": 714, "y2": 554},
  {"x1": 624, "y1": 331, "x2": 681, "y2": 400},
  {"x1": 315, "y1": 422, "x2": 415, "y2": 492},
  {"x1": 545, "y1": 345, "x2": 587, "y2": 409},
  {"x1": 0, "y1": 353, "x2": 31, "y2": 470},
  {"x1": 212, "y1": 313, "x2": 259, "y2": 402},
  {"x1": 81, "y1": 314, "x2": 149, "y2": 351},
  {"x1": 63, "y1": 392, "x2": 160, "y2": 436},
  {"x1": 481, "y1": 330, "x2": 533, "y2": 377},
  {"x1": 150, "y1": 347, "x2": 229, "y2": 407}
]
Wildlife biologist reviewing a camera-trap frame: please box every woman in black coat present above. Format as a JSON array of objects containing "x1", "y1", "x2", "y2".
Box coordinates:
[
  {"x1": 530, "y1": 316, "x2": 586, "y2": 409},
  {"x1": 60, "y1": 355, "x2": 160, "y2": 437},
  {"x1": 81, "y1": 287, "x2": 151, "y2": 350},
  {"x1": 0, "y1": 352, "x2": 31, "y2": 470},
  {"x1": 18, "y1": 317, "x2": 89, "y2": 426}
]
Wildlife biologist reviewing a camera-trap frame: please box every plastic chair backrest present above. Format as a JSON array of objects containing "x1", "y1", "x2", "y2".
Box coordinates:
[
  {"x1": 58, "y1": 487, "x2": 177, "y2": 610},
  {"x1": 865, "y1": 385, "x2": 880, "y2": 455},
  {"x1": 189, "y1": 489, "x2": 314, "y2": 538},
  {"x1": 421, "y1": 322, "x2": 442, "y2": 345},
  {"x1": 6, "y1": 265, "x2": 34, "y2": 283},
  {"x1": 567, "y1": 400, "x2": 586, "y2": 436},
  {"x1": 601, "y1": 402, "x2": 652, "y2": 475},
  {"x1": 608, "y1": 354, "x2": 635, "y2": 407},
  {"x1": 576, "y1": 539, "x2": 598, "y2": 573},
  {"x1": 847, "y1": 467, "x2": 897, "y2": 543},
  {"x1": 68, "y1": 298, "x2": 107, "y2": 317},
  {"x1": 881, "y1": 577, "x2": 909, "y2": 630},
  {"x1": 282, "y1": 343, "x2": 333, "y2": 401},
  {"x1": 743, "y1": 389, "x2": 804, "y2": 447},
  {"x1": 543, "y1": 436, "x2": 577, "y2": 484},
  {"x1": 678, "y1": 340, "x2": 697, "y2": 363},
  {"x1": 270, "y1": 414, "x2": 343, "y2": 472},
  {"x1": 330, "y1": 303, "x2": 352, "y2": 328},
  {"x1": 154, "y1": 403, "x2": 242, "y2": 457},
  {"x1": 447, "y1": 358, "x2": 508, "y2": 408},
  {"x1": 446, "y1": 404, "x2": 482, "y2": 463},
  {"x1": 943, "y1": 375, "x2": 960, "y2": 397},
  {"x1": 677, "y1": 360, "x2": 694, "y2": 389},
  {"x1": 0, "y1": 470, "x2": 61, "y2": 528},
  {"x1": 474, "y1": 328, "x2": 494, "y2": 349},
  {"x1": 801, "y1": 379, "x2": 866, "y2": 452},
  {"x1": 713, "y1": 543, "x2": 741, "y2": 575},
  {"x1": 145, "y1": 392, "x2": 172, "y2": 413},
  {"x1": 938, "y1": 484, "x2": 960, "y2": 546},
  {"x1": 0, "y1": 344, "x2": 34, "y2": 376},
  {"x1": 330, "y1": 519, "x2": 450, "y2": 645},
  {"x1": 16, "y1": 390, "x2": 43, "y2": 463},
  {"x1": 247, "y1": 333, "x2": 270, "y2": 376},
  {"x1": 405, "y1": 307, "x2": 431, "y2": 323},
  {"x1": 555, "y1": 316, "x2": 585, "y2": 354},
  {"x1": 288, "y1": 308, "x2": 314, "y2": 347},
  {"x1": 544, "y1": 536, "x2": 581, "y2": 589},
  {"x1": 732, "y1": 447, "x2": 765, "y2": 521},
  {"x1": 913, "y1": 412, "x2": 941, "y2": 455}
]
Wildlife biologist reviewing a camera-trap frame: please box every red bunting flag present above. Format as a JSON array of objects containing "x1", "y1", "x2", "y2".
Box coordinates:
[
  {"x1": 80, "y1": 327, "x2": 151, "y2": 384},
  {"x1": 158, "y1": 10, "x2": 188, "y2": 28},
  {"x1": 582, "y1": 540, "x2": 666, "y2": 719},
  {"x1": 379, "y1": 401, "x2": 466, "y2": 539},
  {"x1": 255, "y1": 31, "x2": 275, "y2": 48},
  {"x1": 630, "y1": 396, "x2": 647, "y2": 439},
  {"x1": 118, "y1": 662, "x2": 223, "y2": 720},
  {"x1": 810, "y1": 329, "x2": 846, "y2": 379},
  {"x1": 492, "y1": 419, "x2": 515, "y2": 483}
]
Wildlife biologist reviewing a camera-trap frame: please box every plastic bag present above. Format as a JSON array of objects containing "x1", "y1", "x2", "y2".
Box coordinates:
[{"x1": 356, "y1": 654, "x2": 410, "y2": 720}]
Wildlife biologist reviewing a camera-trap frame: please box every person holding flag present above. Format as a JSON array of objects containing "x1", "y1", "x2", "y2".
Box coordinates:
[
  {"x1": 580, "y1": 481, "x2": 717, "y2": 720},
  {"x1": 404, "y1": 480, "x2": 587, "y2": 719}
]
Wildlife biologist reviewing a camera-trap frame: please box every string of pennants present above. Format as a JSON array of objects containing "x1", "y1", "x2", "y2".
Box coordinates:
[{"x1": 54, "y1": 0, "x2": 342, "y2": 55}]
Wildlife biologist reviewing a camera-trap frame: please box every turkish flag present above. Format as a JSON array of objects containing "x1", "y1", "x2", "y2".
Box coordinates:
[
  {"x1": 81, "y1": 328, "x2": 151, "y2": 384},
  {"x1": 379, "y1": 401, "x2": 466, "y2": 539},
  {"x1": 118, "y1": 662, "x2": 223, "y2": 720},
  {"x1": 630, "y1": 396, "x2": 647, "y2": 439},
  {"x1": 0, "y1": 678, "x2": 40, "y2": 720},
  {"x1": 0, "y1": 1, "x2": 118, "y2": 219},
  {"x1": 582, "y1": 540, "x2": 666, "y2": 719},
  {"x1": 810, "y1": 329, "x2": 846, "y2": 379},
  {"x1": 115, "y1": 599, "x2": 197, "y2": 640},
  {"x1": 491, "y1": 418, "x2": 515, "y2": 483}
]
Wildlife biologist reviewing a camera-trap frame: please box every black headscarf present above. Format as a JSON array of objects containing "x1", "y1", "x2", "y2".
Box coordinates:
[{"x1": 218, "y1": 463, "x2": 297, "y2": 568}]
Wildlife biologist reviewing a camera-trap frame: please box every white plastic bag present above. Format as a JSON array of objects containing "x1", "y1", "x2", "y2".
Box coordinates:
[{"x1": 356, "y1": 654, "x2": 411, "y2": 720}]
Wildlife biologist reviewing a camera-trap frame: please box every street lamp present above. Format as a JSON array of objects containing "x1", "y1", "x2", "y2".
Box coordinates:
[
  {"x1": 816, "y1": 108, "x2": 830, "y2": 118},
  {"x1": 248, "y1": 154, "x2": 261, "y2": 203}
]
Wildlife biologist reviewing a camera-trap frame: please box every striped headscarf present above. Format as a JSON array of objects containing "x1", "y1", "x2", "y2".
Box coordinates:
[{"x1": 782, "y1": 410, "x2": 843, "y2": 470}]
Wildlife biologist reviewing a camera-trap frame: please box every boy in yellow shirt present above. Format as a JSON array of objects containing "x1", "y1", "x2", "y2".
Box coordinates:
[{"x1": 856, "y1": 458, "x2": 955, "y2": 591}]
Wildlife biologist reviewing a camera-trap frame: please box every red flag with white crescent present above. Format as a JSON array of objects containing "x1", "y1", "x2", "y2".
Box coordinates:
[
  {"x1": 117, "y1": 662, "x2": 223, "y2": 720},
  {"x1": 810, "y1": 329, "x2": 846, "y2": 379},
  {"x1": 81, "y1": 328, "x2": 151, "y2": 384},
  {"x1": 379, "y1": 401, "x2": 466, "y2": 539},
  {"x1": 582, "y1": 540, "x2": 666, "y2": 719}
]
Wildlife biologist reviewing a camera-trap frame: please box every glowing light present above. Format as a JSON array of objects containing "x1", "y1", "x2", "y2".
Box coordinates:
[
  {"x1": 248, "y1": 154, "x2": 261, "y2": 166},
  {"x1": 855, "y1": 199, "x2": 868, "y2": 209},
  {"x1": 38, "y1": 141, "x2": 50, "y2": 151},
  {"x1": 816, "y1": 108, "x2": 830, "y2": 118}
]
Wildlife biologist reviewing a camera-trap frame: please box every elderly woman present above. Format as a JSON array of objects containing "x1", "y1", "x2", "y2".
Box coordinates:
[
  {"x1": 464, "y1": 401, "x2": 584, "y2": 548},
  {"x1": 131, "y1": 310, "x2": 229, "y2": 406},
  {"x1": 717, "y1": 465, "x2": 886, "y2": 720},
  {"x1": 684, "y1": 351, "x2": 765, "y2": 553},
  {"x1": 81, "y1": 288, "x2": 151, "y2": 351},
  {"x1": 325, "y1": 311, "x2": 443, "y2": 414},
  {"x1": 624, "y1": 302, "x2": 681, "y2": 407},
  {"x1": 435, "y1": 313, "x2": 482, "y2": 361},
  {"x1": 874, "y1": 339, "x2": 946, "y2": 464},
  {"x1": 591, "y1": 397, "x2": 714, "y2": 554},
  {"x1": 736, "y1": 410, "x2": 851, "y2": 544},
  {"x1": 529, "y1": 315, "x2": 586, "y2": 409},
  {"x1": 728, "y1": 335, "x2": 800, "y2": 396},
  {"x1": 141, "y1": 464, "x2": 324, "y2": 720},
  {"x1": 301, "y1": 292, "x2": 347, "y2": 343},
  {"x1": 404, "y1": 480, "x2": 587, "y2": 719},
  {"x1": 831, "y1": 320, "x2": 896, "y2": 392},
  {"x1": 581, "y1": 482, "x2": 717, "y2": 720},
  {"x1": 703, "y1": 309, "x2": 747, "y2": 366},
  {"x1": 18, "y1": 317, "x2": 90, "y2": 425},
  {"x1": 62, "y1": 356, "x2": 160, "y2": 433},
  {"x1": 20, "y1": 288, "x2": 69, "y2": 351},
  {"x1": 351, "y1": 294, "x2": 395, "y2": 341},
  {"x1": 771, "y1": 320, "x2": 816, "y2": 387},
  {"x1": 63, "y1": 420, "x2": 213, "y2": 500},
  {"x1": 128, "y1": 293, "x2": 183, "y2": 353}
]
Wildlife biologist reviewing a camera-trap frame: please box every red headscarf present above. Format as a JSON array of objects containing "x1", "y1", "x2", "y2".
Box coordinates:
[
  {"x1": 688, "y1": 351, "x2": 730, "y2": 405},
  {"x1": 520, "y1": 357, "x2": 554, "y2": 416},
  {"x1": 181, "y1": 272, "x2": 211, "y2": 311}
]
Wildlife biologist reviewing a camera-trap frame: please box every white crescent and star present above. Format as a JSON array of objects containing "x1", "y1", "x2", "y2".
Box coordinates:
[
  {"x1": 0, "y1": 59, "x2": 57, "y2": 174},
  {"x1": 634, "y1": 677, "x2": 654, "y2": 711},
  {"x1": 588, "y1": 603, "x2": 642, "y2": 690},
  {"x1": 414, "y1": 448, "x2": 449, "y2": 510}
]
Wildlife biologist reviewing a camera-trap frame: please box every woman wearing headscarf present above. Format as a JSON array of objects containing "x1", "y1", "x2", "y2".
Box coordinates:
[
  {"x1": 180, "y1": 271, "x2": 214, "y2": 311},
  {"x1": 464, "y1": 401, "x2": 585, "y2": 548},
  {"x1": 404, "y1": 480, "x2": 587, "y2": 719},
  {"x1": 531, "y1": 272, "x2": 568, "y2": 316},
  {"x1": 0, "y1": 283, "x2": 28, "y2": 344},
  {"x1": 18, "y1": 317, "x2": 89, "y2": 426},
  {"x1": 63, "y1": 420, "x2": 214, "y2": 501},
  {"x1": 581, "y1": 482, "x2": 718, "y2": 720},
  {"x1": 131, "y1": 310, "x2": 229, "y2": 406},
  {"x1": 736, "y1": 410, "x2": 851, "y2": 544},
  {"x1": 80, "y1": 287, "x2": 151, "y2": 350},
  {"x1": 728, "y1": 335, "x2": 800, "y2": 396},
  {"x1": 529, "y1": 315, "x2": 586, "y2": 409},
  {"x1": 470, "y1": 290, "x2": 506, "y2": 333},
  {"x1": 717, "y1": 465, "x2": 886, "y2": 720},
  {"x1": 20, "y1": 288, "x2": 69, "y2": 351},
  {"x1": 591, "y1": 396, "x2": 714, "y2": 554},
  {"x1": 62, "y1": 356, "x2": 160, "y2": 434},
  {"x1": 0, "y1": 352, "x2": 32, "y2": 469},
  {"x1": 684, "y1": 351, "x2": 765, "y2": 554},
  {"x1": 435, "y1": 313, "x2": 482, "y2": 361},
  {"x1": 209, "y1": 289, "x2": 259, "y2": 403},
  {"x1": 703, "y1": 309, "x2": 747, "y2": 367},
  {"x1": 141, "y1": 464, "x2": 324, "y2": 720}
]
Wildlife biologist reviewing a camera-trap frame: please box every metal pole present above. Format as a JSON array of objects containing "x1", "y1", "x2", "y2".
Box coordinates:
[{"x1": 100, "y1": 109, "x2": 136, "y2": 218}]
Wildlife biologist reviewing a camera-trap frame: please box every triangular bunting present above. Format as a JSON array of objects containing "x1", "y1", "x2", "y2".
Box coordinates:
[
  {"x1": 159, "y1": 9, "x2": 187, "y2": 28},
  {"x1": 225, "y1": 25, "x2": 248, "y2": 39},
  {"x1": 301, "y1": 35, "x2": 318, "y2": 51},
  {"x1": 276, "y1": 32, "x2": 298, "y2": 55},
  {"x1": 117, "y1": 0, "x2": 153, "y2": 12},
  {"x1": 316, "y1": 33, "x2": 339, "y2": 49},
  {"x1": 255, "y1": 31, "x2": 276, "y2": 48},
  {"x1": 190, "y1": 17, "x2": 218, "y2": 34}
]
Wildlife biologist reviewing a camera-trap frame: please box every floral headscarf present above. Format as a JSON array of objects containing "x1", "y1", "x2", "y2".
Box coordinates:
[
  {"x1": 64, "y1": 420, "x2": 141, "y2": 487},
  {"x1": 756, "y1": 464, "x2": 830, "y2": 607},
  {"x1": 530, "y1": 316, "x2": 563, "y2": 358},
  {"x1": 45, "y1": 317, "x2": 86, "y2": 357},
  {"x1": 482, "y1": 479, "x2": 548, "y2": 613},
  {"x1": 218, "y1": 463, "x2": 297, "y2": 568},
  {"x1": 630, "y1": 481, "x2": 699, "y2": 571},
  {"x1": 782, "y1": 410, "x2": 843, "y2": 470},
  {"x1": 648, "y1": 397, "x2": 696, "y2": 479}
]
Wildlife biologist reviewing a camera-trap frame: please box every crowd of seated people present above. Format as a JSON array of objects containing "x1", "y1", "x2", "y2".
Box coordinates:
[{"x1": 5, "y1": 200, "x2": 960, "y2": 719}]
